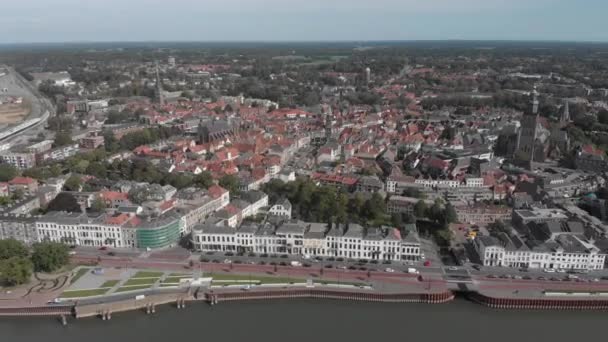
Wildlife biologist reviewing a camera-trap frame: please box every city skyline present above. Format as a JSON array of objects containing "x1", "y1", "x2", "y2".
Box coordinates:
[{"x1": 2, "y1": 0, "x2": 608, "y2": 43}]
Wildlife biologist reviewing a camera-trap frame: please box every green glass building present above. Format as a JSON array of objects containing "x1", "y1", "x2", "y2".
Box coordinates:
[{"x1": 136, "y1": 217, "x2": 183, "y2": 249}]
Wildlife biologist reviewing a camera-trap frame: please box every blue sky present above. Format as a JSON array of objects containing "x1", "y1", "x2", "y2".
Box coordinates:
[{"x1": 2, "y1": 0, "x2": 607, "y2": 43}]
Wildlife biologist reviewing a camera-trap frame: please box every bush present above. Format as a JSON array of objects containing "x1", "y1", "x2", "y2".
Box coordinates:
[
  {"x1": 31, "y1": 242, "x2": 69, "y2": 272},
  {"x1": 0, "y1": 257, "x2": 33, "y2": 286}
]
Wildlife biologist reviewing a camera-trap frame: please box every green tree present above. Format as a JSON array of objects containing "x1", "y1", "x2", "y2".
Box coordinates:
[
  {"x1": 128, "y1": 186, "x2": 151, "y2": 204},
  {"x1": 64, "y1": 175, "x2": 82, "y2": 191},
  {"x1": 444, "y1": 203, "x2": 458, "y2": 224},
  {"x1": 53, "y1": 131, "x2": 74, "y2": 147},
  {"x1": 0, "y1": 257, "x2": 33, "y2": 286},
  {"x1": 31, "y1": 242, "x2": 69, "y2": 273},
  {"x1": 598, "y1": 109, "x2": 608, "y2": 125},
  {"x1": 414, "y1": 200, "x2": 428, "y2": 218},
  {"x1": 193, "y1": 171, "x2": 214, "y2": 189},
  {"x1": 166, "y1": 173, "x2": 193, "y2": 189},
  {"x1": 0, "y1": 164, "x2": 18, "y2": 182},
  {"x1": 362, "y1": 193, "x2": 386, "y2": 223},
  {"x1": 46, "y1": 192, "x2": 81, "y2": 213},
  {"x1": 90, "y1": 197, "x2": 107, "y2": 212},
  {"x1": 86, "y1": 162, "x2": 108, "y2": 178},
  {"x1": 219, "y1": 174, "x2": 240, "y2": 196},
  {"x1": 0, "y1": 239, "x2": 29, "y2": 260}
]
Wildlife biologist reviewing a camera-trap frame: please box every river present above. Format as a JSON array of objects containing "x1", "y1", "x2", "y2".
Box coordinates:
[{"x1": 1, "y1": 299, "x2": 605, "y2": 342}]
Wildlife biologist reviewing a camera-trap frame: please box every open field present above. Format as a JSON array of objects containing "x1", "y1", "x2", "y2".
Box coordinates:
[{"x1": 0, "y1": 102, "x2": 30, "y2": 125}]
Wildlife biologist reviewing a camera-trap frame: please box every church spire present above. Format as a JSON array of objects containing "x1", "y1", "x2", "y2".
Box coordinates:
[
  {"x1": 531, "y1": 85, "x2": 539, "y2": 115},
  {"x1": 561, "y1": 100, "x2": 570, "y2": 124},
  {"x1": 155, "y1": 61, "x2": 165, "y2": 106}
]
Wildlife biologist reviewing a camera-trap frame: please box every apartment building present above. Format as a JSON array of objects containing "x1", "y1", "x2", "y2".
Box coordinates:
[
  {"x1": 191, "y1": 220, "x2": 422, "y2": 262},
  {"x1": 474, "y1": 232, "x2": 606, "y2": 270}
]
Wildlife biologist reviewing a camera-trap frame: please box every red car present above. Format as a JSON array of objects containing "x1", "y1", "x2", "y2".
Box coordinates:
[
  {"x1": 424, "y1": 260, "x2": 431, "y2": 267},
  {"x1": 98, "y1": 246, "x2": 108, "y2": 251}
]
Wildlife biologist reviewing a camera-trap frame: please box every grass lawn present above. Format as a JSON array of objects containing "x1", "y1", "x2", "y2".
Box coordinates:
[
  {"x1": 70, "y1": 268, "x2": 91, "y2": 285},
  {"x1": 162, "y1": 276, "x2": 190, "y2": 284},
  {"x1": 168, "y1": 273, "x2": 191, "y2": 277},
  {"x1": 209, "y1": 273, "x2": 303, "y2": 284},
  {"x1": 101, "y1": 280, "x2": 120, "y2": 288},
  {"x1": 123, "y1": 278, "x2": 159, "y2": 286},
  {"x1": 114, "y1": 285, "x2": 150, "y2": 293},
  {"x1": 159, "y1": 283, "x2": 179, "y2": 288},
  {"x1": 61, "y1": 288, "x2": 108, "y2": 298},
  {"x1": 316, "y1": 281, "x2": 368, "y2": 287},
  {"x1": 133, "y1": 271, "x2": 164, "y2": 278}
]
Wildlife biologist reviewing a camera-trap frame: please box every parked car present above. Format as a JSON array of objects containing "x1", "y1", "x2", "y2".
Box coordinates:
[{"x1": 384, "y1": 268, "x2": 395, "y2": 273}]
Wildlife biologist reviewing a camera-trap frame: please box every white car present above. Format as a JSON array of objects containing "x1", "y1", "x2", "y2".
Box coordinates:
[
  {"x1": 384, "y1": 268, "x2": 395, "y2": 273},
  {"x1": 544, "y1": 268, "x2": 556, "y2": 273},
  {"x1": 556, "y1": 269, "x2": 566, "y2": 273},
  {"x1": 223, "y1": 259, "x2": 232, "y2": 264}
]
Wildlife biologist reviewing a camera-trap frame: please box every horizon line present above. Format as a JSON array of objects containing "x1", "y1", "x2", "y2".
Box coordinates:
[{"x1": 2, "y1": 38, "x2": 608, "y2": 46}]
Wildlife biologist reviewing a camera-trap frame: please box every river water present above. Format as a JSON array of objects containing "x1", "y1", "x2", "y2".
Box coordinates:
[{"x1": 1, "y1": 299, "x2": 605, "y2": 342}]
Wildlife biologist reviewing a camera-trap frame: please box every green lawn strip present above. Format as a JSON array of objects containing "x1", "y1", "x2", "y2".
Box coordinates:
[
  {"x1": 70, "y1": 268, "x2": 91, "y2": 285},
  {"x1": 209, "y1": 273, "x2": 304, "y2": 284},
  {"x1": 316, "y1": 281, "x2": 368, "y2": 287},
  {"x1": 114, "y1": 285, "x2": 151, "y2": 293},
  {"x1": 162, "y1": 276, "x2": 192, "y2": 284},
  {"x1": 159, "y1": 283, "x2": 179, "y2": 288},
  {"x1": 168, "y1": 273, "x2": 191, "y2": 277},
  {"x1": 101, "y1": 280, "x2": 120, "y2": 288},
  {"x1": 60, "y1": 288, "x2": 108, "y2": 298},
  {"x1": 123, "y1": 278, "x2": 160, "y2": 286},
  {"x1": 132, "y1": 271, "x2": 164, "y2": 278}
]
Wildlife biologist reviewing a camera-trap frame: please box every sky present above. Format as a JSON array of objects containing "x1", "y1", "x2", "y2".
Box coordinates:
[{"x1": 2, "y1": 0, "x2": 607, "y2": 43}]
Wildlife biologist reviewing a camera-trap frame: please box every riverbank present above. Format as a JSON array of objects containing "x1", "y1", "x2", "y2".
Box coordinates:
[{"x1": 1, "y1": 299, "x2": 606, "y2": 342}]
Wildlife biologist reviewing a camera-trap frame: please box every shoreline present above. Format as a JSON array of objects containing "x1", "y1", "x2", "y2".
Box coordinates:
[{"x1": 4, "y1": 284, "x2": 608, "y2": 321}]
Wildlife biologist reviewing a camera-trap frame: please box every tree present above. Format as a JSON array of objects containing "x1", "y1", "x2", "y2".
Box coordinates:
[
  {"x1": 599, "y1": 110, "x2": 608, "y2": 125},
  {"x1": 90, "y1": 197, "x2": 107, "y2": 213},
  {"x1": 0, "y1": 239, "x2": 29, "y2": 260},
  {"x1": 0, "y1": 257, "x2": 33, "y2": 286},
  {"x1": 128, "y1": 186, "x2": 151, "y2": 204},
  {"x1": 31, "y1": 242, "x2": 69, "y2": 273},
  {"x1": 193, "y1": 171, "x2": 214, "y2": 189},
  {"x1": 167, "y1": 173, "x2": 194, "y2": 189},
  {"x1": 444, "y1": 203, "x2": 458, "y2": 224},
  {"x1": 219, "y1": 174, "x2": 240, "y2": 196},
  {"x1": 53, "y1": 131, "x2": 73, "y2": 147},
  {"x1": 0, "y1": 164, "x2": 18, "y2": 182},
  {"x1": 46, "y1": 192, "x2": 81, "y2": 213},
  {"x1": 63, "y1": 175, "x2": 82, "y2": 191},
  {"x1": 414, "y1": 200, "x2": 428, "y2": 218},
  {"x1": 391, "y1": 213, "x2": 403, "y2": 228}
]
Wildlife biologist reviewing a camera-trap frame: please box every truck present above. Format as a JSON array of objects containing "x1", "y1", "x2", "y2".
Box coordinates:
[
  {"x1": 407, "y1": 268, "x2": 419, "y2": 274},
  {"x1": 291, "y1": 261, "x2": 302, "y2": 267}
]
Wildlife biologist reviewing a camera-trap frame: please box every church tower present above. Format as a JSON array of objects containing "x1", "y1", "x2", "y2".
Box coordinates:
[
  {"x1": 560, "y1": 100, "x2": 571, "y2": 125},
  {"x1": 514, "y1": 87, "x2": 540, "y2": 167},
  {"x1": 155, "y1": 61, "x2": 165, "y2": 106}
]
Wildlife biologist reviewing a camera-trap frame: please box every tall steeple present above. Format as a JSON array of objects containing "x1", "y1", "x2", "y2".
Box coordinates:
[
  {"x1": 531, "y1": 85, "x2": 539, "y2": 115},
  {"x1": 155, "y1": 61, "x2": 165, "y2": 106},
  {"x1": 560, "y1": 100, "x2": 570, "y2": 124}
]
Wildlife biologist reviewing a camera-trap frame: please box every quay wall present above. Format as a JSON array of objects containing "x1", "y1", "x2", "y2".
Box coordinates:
[
  {"x1": 0, "y1": 305, "x2": 73, "y2": 317},
  {"x1": 469, "y1": 292, "x2": 608, "y2": 310},
  {"x1": 205, "y1": 288, "x2": 454, "y2": 304}
]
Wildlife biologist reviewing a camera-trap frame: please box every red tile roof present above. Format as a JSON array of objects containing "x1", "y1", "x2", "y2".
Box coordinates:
[{"x1": 9, "y1": 177, "x2": 37, "y2": 185}]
